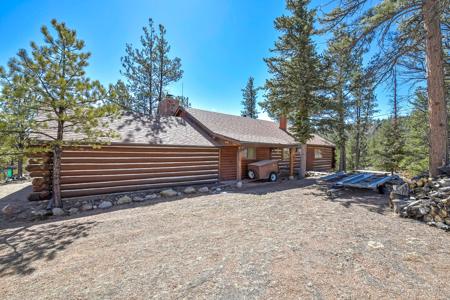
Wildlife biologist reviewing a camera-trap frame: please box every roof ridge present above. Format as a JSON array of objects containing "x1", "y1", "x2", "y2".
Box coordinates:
[{"x1": 186, "y1": 107, "x2": 276, "y2": 125}]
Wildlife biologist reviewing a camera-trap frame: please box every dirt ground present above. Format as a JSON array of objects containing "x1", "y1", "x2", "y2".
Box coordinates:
[{"x1": 1, "y1": 179, "x2": 450, "y2": 299}]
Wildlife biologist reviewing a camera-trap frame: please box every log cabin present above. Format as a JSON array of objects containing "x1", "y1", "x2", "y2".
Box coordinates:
[
  {"x1": 27, "y1": 98, "x2": 302, "y2": 199},
  {"x1": 306, "y1": 134, "x2": 336, "y2": 172}
]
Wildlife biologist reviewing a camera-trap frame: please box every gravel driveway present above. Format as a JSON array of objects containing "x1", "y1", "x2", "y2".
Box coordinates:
[{"x1": 1, "y1": 180, "x2": 450, "y2": 299}]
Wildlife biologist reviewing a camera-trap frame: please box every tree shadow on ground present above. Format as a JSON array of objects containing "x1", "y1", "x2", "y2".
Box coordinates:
[
  {"x1": 0, "y1": 220, "x2": 97, "y2": 277},
  {"x1": 311, "y1": 184, "x2": 390, "y2": 215}
]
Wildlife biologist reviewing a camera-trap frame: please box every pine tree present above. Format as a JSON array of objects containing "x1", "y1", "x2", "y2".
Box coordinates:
[
  {"x1": 155, "y1": 24, "x2": 183, "y2": 113},
  {"x1": 241, "y1": 76, "x2": 259, "y2": 118},
  {"x1": 121, "y1": 19, "x2": 183, "y2": 116},
  {"x1": 348, "y1": 66, "x2": 377, "y2": 170},
  {"x1": 0, "y1": 70, "x2": 36, "y2": 178},
  {"x1": 322, "y1": 0, "x2": 448, "y2": 176},
  {"x1": 262, "y1": 0, "x2": 323, "y2": 144},
  {"x1": 319, "y1": 26, "x2": 357, "y2": 171},
  {"x1": 373, "y1": 67, "x2": 404, "y2": 174},
  {"x1": 6, "y1": 19, "x2": 118, "y2": 207}
]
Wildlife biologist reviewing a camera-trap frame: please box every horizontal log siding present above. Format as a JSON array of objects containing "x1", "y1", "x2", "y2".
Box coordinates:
[
  {"x1": 219, "y1": 146, "x2": 238, "y2": 180},
  {"x1": 27, "y1": 145, "x2": 219, "y2": 199},
  {"x1": 271, "y1": 148, "x2": 301, "y2": 175},
  {"x1": 306, "y1": 145, "x2": 334, "y2": 172},
  {"x1": 241, "y1": 147, "x2": 271, "y2": 179}
]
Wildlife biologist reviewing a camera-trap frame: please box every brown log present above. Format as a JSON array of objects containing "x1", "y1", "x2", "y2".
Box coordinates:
[
  {"x1": 62, "y1": 151, "x2": 218, "y2": 158},
  {"x1": 60, "y1": 164, "x2": 218, "y2": 176},
  {"x1": 61, "y1": 161, "x2": 218, "y2": 171},
  {"x1": 60, "y1": 156, "x2": 218, "y2": 164},
  {"x1": 26, "y1": 164, "x2": 52, "y2": 172},
  {"x1": 28, "y1": 191, "x2": 51, "y2": 201},
  {"x1": 29, "y1": 171, "x2": 51, "y2": 178},
  {"x1": 61, "y1": 169, "x2": 218, "y2": 184},
  {"x1": 61, "y1": 174, "x2": 218, "y2": 191},
  {"x1": 33, "y1": 183, "x2": 50, "y2": 192},
  {"x1": 32, "y1": 177, "x2": 50, "y2": 186},
  {"x1": 61, "y1": 178, "x2": 218, "y2": 198}
]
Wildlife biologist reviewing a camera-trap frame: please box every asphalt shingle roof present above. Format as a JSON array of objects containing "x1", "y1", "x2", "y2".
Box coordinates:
[
  {"x1": 34, "y1": 113, "x2": 217, "y2": 147},
  {"x1": 307, "y1": 134, "x2": 335, "y2": 147},
  {"x1": 185, "y1": 108, "x2": 298, "y2": 146}
]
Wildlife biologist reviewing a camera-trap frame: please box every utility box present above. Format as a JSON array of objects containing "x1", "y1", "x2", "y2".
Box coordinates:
[{"x1": 247, "y1": 160, "x2": 279, "y2": 182}]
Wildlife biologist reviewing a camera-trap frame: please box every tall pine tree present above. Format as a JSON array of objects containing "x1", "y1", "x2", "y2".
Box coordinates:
[
  {"x1": 241, "y1": 76, "x2": 259, "y2": 118},
  {"x1": 121, "y1": 19, "x2": 183, "y2": 116},
  {"x1": 6, "y1": 20, "x2": 119, "y2": 207},
  {"x1": 262, "y1": 0, "x2": 323, "y2": 144}
]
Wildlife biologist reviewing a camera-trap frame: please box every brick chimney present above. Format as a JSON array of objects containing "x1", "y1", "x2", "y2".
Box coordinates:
[
  {"x1": 158, "y1": 95, "x2": 180, "y2": 116},
  {"x1": 279, "y1": 115, "x2": 287, "y2": 131}
]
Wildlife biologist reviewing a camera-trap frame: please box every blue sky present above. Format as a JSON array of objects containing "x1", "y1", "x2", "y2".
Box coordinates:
[{"x1": 0, "y1": 0, "x2": 404, "y2": 119}]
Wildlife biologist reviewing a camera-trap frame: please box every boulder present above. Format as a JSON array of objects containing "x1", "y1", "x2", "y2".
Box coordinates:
[
  {"x1": 198, "y1": 187, "x2": 209, "y2": 193},
  {"x1": 184, "y1": 186, "x2": 196, "y2": 194},
  {"x1": 2, "y1": 204, "x2": 21, "y2": 217},
  {"x1": 133, "y1": 196, "x2": 145, "y2": 202},
  {"x1": 52, "y1": 207, "x2": 65, "y2": 216},
  {"x1": 160, "y1": 189, "x2": 177, "y2": 197},
  {"x1": 68, "y1": 207, "x2": 79, "y2": 215},
  {"x1": 80, "y1": 203, "x2": 93, "y2": 211},
  {"x1": 145, "y1": 194, "x2": 158, "y2": 200},
  {"x1": 31, "y1": 209, "x2": 51, "y2": 219},
  {"x1": 117, "y1": 195, "x2": 132, "y2": 205},
  {"x1": 99, "y1": 201, "x2": 113, "y2": 209}
]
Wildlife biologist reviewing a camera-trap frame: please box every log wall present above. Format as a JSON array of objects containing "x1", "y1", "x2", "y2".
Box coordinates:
[
  {"x1": 271, "y1": 148, "x2": 301, "y2": 175},
  {"x1": 27, "y1": 145, "x2": 219, "y2": 199},
  {"x1": 219, "y1": 146, "x2": 238, "y2": 181},
  {"x1": 306, "y1": 145, "x2": 334, "y2": 172}
]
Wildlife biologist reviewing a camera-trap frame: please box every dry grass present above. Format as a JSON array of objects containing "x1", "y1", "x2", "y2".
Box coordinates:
[{"x1": 1, "y1": 180, "x2": 450, "y2": 299}]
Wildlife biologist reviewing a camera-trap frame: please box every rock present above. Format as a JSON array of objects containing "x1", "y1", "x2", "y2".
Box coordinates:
[
  {"x1": 117, "y1": 195, "x2": 132, "y2": 205},
  {"x1": 133, "y1": 196, "x2": 145, "y2": 202},
  {"x1": 368, "y1": 241, "x2": 384, "y2": 249},
  {"x1": 198, "y1": 187, "x2": 209, "y2": 193},
  {"x1": 434, "y1": 215, "x2": 443, "y2": 223},
  {"x1": 423, "y1": 215, "x2": 433, "y2": 222},
  {"x1": 99, "y1": 201, "x2": 113, "y2": 209},
  {"x1": 393, "y1": 183, "x2": 410, "y2": 196},
  {"x1": 236, "y1": 181, "x2": 243, "y2": 188},
  {"x1": 436, "y1": 222, "x2": 449, "y2": 231},
  {"x1": 80, "y1": 203, "x2": 93, "y2": 211},
  {"x1": 215, "y1": 187, "x2": 222, "y2": 192},
  {"x1": 145, "y1": 194, "x2": 158, "y2": 200},
  {"x1": 439, "y1": 208, "x2": 448, "y2": 218},
  {"x1": 160, "y1": 189, "x2": 177, "y2": 197},
  {"x1": 31, "y1": 209, "x2": 51, "y2": 219},
  {"x1": 177, "y1": 192, "x2": 182, "y2": 196},
  {"x1": 184, "y1": 186, "x2": 196, "y2": 194},
  {"x1": 444, "y1": 218, "x2": 450, "y2": 225},
  {"x1": 68, "y1": 207, "x2": 79, "y2": 215},
  {"x1": 52, "y1": 207, "x2": 65, "y2": 216},
  {"x1": 2, "y1": 204, "x2": 21, "y2": 217}
]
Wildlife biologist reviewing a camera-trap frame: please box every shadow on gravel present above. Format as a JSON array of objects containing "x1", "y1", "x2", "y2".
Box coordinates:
[
  {"x1": 0, "y1": 220, "x2": 97, "y2": 277},
  {"x1": 319, "y1": 186, "x2": 390, "y2": 215}
]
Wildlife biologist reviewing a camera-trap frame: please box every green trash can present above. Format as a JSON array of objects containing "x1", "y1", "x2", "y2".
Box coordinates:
[{"x1": 7, "y1": 167, "x2": 13, "y2": 178}]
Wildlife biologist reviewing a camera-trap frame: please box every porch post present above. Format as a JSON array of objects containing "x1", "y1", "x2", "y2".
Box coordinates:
[
  {"x1": 236, "y1": 146, "x2": 242, "y2": 181},
  {"x1": 289, "y1": 147, "x2": 295, "y2": 179}
]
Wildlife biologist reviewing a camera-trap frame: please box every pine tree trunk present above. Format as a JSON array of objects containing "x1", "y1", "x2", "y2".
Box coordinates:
[
  {"x1": 423, "y1": 0, "x2": 447, "y2": 176},
  {"x1": 52, "y1": 121, "x2": 64, "y2": 208},
  {"x1": 52, "y1": 144, "x2": 62, "y2": 207}
]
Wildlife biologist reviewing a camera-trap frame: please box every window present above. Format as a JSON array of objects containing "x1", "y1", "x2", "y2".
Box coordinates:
[
  {"x1": 282, "y1": 148, "x2": 290, "y2": 160},
  {"x1": 243, "y1": 147, "x2": 256, "y2": 159},
  {"x1": 314, "y1": 149, "x2": 323, "y2": 159}
]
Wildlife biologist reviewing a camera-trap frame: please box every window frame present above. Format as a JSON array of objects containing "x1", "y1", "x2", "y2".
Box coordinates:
[
  {"x1": 243, "y1": 147, "x2": 256, "y2": 160},
  {"x1": 314, "y1": 148, "x2": 323, "y2": 159}
]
